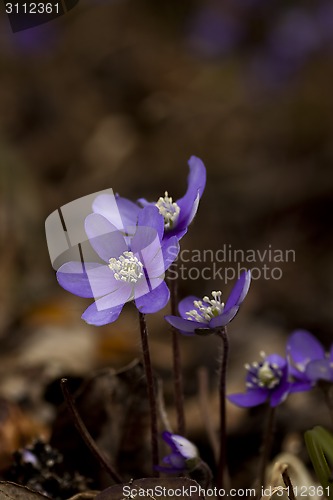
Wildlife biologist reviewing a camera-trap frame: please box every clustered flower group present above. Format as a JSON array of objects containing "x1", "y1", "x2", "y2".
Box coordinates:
[
  {"x1": 52, "y1": 154, "x2": 331, "y2": 478},
  {"x1": 57, "y1": 156, "x2": 206, "y2": 325},
  {"x1": 228, "y1": 329, "x2": 333, "y2": 408}
]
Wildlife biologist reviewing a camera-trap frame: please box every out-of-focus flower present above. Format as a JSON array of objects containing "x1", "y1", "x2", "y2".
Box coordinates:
[
  {"x1": 92, "y1": 156, "x2": 206, "y2": 242},
  {"x1": 228, "y1": 352, "x2": 290, "y2": 407},
  {"x1": 164, "y1": 270, "x2": 251, "y2": 335},
  {"x1": 287, "y1": 330, "x2": 333, "y2": 387},
  {"x1": 57, "y1": 206, "x2": 179, "y2": 326},
  {"x1": 156, "y1": 431, "x2": 199, "y2": 474},
  {"x1": 186, "y1": 6, "x2": 242, "y2": 59}
]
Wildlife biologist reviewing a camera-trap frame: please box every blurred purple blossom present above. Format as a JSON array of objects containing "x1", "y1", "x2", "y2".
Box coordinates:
[
  {"x1": 57, "y1": 206, "x2": 179, "y2": 326},
  {"x1": 156, "y1": 431, "x2": 199, "y2": 474},
  {"x1": 165, "y1": 270, "x2": 251, "y2": 335},
  {"x1": 228, "y1": 352, "x2": 290, "y2": 408},
  {"x1": 186, "y1": 6, "x2": 242, "y2": 59},
  {"x1": 287, "y1": 330, "x2": 333, "y2": 387}
]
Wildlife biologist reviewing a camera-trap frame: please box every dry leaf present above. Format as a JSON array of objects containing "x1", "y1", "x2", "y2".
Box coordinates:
[
  {"x1": 96, "y1": 478, "x2": 205, "y2": 500},
  {"x1": 0, "y1": 481, "x2": 50, "y2": 499}
]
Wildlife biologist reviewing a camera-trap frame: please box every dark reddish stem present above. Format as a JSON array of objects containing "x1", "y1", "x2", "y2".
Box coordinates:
[
  {"x1": 216, "y1": 326, "x2": 229, "y2": 494},
  {"x1": 60, "y1": 378, "x2": 123, "y2": 484},
  {"x1": 138, "y1": 311, "x2": 159, "y2": 476}
]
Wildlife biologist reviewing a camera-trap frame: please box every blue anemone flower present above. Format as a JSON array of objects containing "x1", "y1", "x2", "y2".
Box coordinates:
[
  {"x1": 92, "y1": 156, "x2": 206, "y2": 242},
  {"x1": 155, "y1": 431, "x2": 199, "y2": 474},
  {"x1": 228, "y1": 352, "x2": 290, "y2": 408},
  {"x1": 56, "y1": 206, "x2": 179, "y2": 326},
  {"x1": 287, "y1": 330, "x2": 333, "y2": 388},
  {"x1": 164, "y1": 270, "x2": 251, "y2": 335}
]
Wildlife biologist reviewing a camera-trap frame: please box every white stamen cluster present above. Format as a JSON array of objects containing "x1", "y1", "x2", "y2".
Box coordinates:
[
  {"x1": 185, "y1": 291, "x2": 224, "y2": 323},
  {"x1": 155, "y1": 191, "x2": 180, "y2": 229},
  {"x1": 245, "y1": 351, "x2": 282, "y2": 390},
  {"x1": 108, "y1": 251, "x2": 143, "y2": 284}
]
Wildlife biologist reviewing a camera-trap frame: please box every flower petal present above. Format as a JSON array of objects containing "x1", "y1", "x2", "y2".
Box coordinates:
[
  {"x1": 287, "y1": 330, "x2": 325, "y2": 371},
  {"x1": 161, "y1": 236, "x2": 180, "y2": 272},
  {"x1": 306, "y1": 359, "x2": 333, "y2": 382},
  {"x1": 115, "y1": 194, "x2": 141, "y2": 229},
  {"x1": 209, "y1": 306, "x2": 239, "y2": 328},
  {"x1": 137, "y1": 205, "x2": 164, "y2": 241},
  {"x1": 228, "y1": 388, "x2": 269, "y2": 407},
  {"x1": 57, "y1": 261, "x2": 98, "y2": 298},
  {"x1": 135, "y1": 281, "x2": 170, "y2": 313},
  {"x1": 81, "y1": 301, "x2": 125, "y2": 326},
  {"x1": 85, "y1": 264, "x2": 125, "y2": 298},
  {"x1": 92, "y1": 193, "x2": 139, "y2": 231},
  {"x1": 85, "y1": 213, "x2": 127, "y2": 262},
  {"x1": 224, "y1": 270, "x2": 251, "y2": 314},
  {"x1": 270, "y1": 380, "x2": 290, "y2": 407},
  {"x1": 164, "y1": 315, "x2": 205, "y2": 335},
  {"x1": 289, "y1": 380, "x2": 314, "y2": 393},
  {"x1": 178, "y1": 295, "x2": 201, "y2": 319},
  {"x1": 176, "y1": 156, "x2": 207, "y2": 228}
]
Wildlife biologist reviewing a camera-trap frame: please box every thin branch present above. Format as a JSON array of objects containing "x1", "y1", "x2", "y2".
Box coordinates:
[{"x1": 60, "y1": 378, "x2": 123, "y2": 484}]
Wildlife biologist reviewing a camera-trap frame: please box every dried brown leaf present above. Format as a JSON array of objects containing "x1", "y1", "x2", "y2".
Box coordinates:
[
  {"x1": 0, "y1": 481, "x2": 50, "y2": 500},
  {"x1": 95, "y1": 478, "x2": 205, "y2": 500}
]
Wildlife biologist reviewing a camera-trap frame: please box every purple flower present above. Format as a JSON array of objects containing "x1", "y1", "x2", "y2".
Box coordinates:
[
  {"x1": 92, "y1": 156, "x2": 206, "y2": 242},
  {"x1": 156, "y1": 431, "x2": 199, "y2": 474},
  {"x1": 287, "y1": 330, "x2": 333, "y2": 388},
  {"x1": 228, "y1": 352, "x2": 290, "y2": 408},
  {"x1": 56, "y1": 206, "x2": 179, "y2": 326},
  {"x1": 164, "y1": 270, "x2": 251, "y2": 335}
]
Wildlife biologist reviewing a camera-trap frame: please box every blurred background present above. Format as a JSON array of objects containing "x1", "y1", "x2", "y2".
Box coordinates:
[{"x1": 1, "y1": 0, "x2": 333, "y2": 491}]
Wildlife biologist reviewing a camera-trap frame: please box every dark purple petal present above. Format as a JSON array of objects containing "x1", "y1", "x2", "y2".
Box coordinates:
[
  {"x1": 137, "y1": 198, "x2": 151, "y2": 208},
  {"x1": 306, "y1": 359, "x2": 333, "y2": 382},
  {"x1": 270, "y1": 380, "x2": 290, "y2": 407},
  {"x1": 330, "y1": 344, "x2": 333, "y2": 361},
  {"x1": 162, "y1": 431, "x2": 177, "y2": 451},
  {"x1": 85, "y1": 214, "x2": 127, "y2": 262},
  {"x1": 57, "y1": 261, "x2": 98, "y2": 298},
  {"x1": 266, "y1": 353, "x2": 287, "y2": 369},
  {"x1": 161, "y1": 236, "x2": 180, "y2": 271},
  {"x1": 178, "y1": 295, "x2": 201, "y2": 319},
  {"x1": 287, "y1": 330, "x2": 325, "y2": 371},
  {"x1": 176, "y1": 156, "x2": 206, "y2": 228},
  {"x1": 289, "y1": 380, "x2": 314, "y2": 393},
  {"x1": 224, "y1": 270, "x2": 251, "y2": 314},
  {"x1": 228, "y1": 388, "x2": 269, "y2": 407},
  {"x1": 137, "y1": 205, "x2": 164, "y2": 241},
  {"x1": 115, "y1": 194, "x2": 141, "y2": 229},
  {"x1": 135, "y1": 281, "x2": 170, "y2": 314},
  {"x1": 81, "y1": 301, "x2": 125, "y2": 326},
  {"x1": 209, "y1": 306, "x2": 239, "y2": 328},
  {"x1": 164, "y1": 315, "x2": 205, "y2": 335}
]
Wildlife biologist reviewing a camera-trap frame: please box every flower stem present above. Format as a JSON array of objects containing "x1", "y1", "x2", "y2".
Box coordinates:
[
  {"x1": 216, "y1": 326, "x2": 230, "y2": 493},
  {"x1": 257, "y1": 405, "x2": 276, "y2": 496},
  {"x1": 138, "y1": 311, "x2": 159, "y2": 476},
  {"x1": 168, "y1": 263, "x2": 186, "y2": 436},
  {"x1": 60, "y1": 378, "x2": 123, "y2": 484}
]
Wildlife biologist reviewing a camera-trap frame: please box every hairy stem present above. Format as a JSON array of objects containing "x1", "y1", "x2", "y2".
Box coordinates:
[
  {"x1": 216, "y1": 327, "x2": 230, "y2": 493},
  {"x1": 138, "y1": 311, "x2": 159, "y2": 476},
  {"x1": 60, "y1": 378, "x2": 123, "y2": 484}
]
